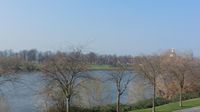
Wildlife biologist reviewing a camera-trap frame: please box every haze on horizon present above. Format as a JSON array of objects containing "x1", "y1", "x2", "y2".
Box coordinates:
[{"x1": 0, "y1": 0, "x2": 200, "y2": 55}]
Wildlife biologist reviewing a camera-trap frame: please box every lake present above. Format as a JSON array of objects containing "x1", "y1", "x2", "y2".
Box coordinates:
[{"x1": 0, "y1": 71, "x2": 152, "y2": 112}]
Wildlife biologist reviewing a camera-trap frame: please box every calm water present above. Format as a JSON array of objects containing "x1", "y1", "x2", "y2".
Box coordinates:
[{"x1": 0, "y1": 71, "x2": 152, "y2": 112}]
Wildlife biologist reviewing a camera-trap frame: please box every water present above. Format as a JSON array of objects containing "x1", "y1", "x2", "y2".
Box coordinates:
[
  {"x1": 0, "y1": 73, "x2": 45, "y2": 112},
  {"x1": 0, "y1": 71, "x2": 152, "y2": 112}
]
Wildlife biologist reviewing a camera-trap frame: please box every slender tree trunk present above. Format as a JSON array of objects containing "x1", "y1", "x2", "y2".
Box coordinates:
[
  {"x1": 117, "y1": 92, "x2": 120, "y2": 112},
  {"x1": 179, "y1": 87, "x2": 183, "y2": 107},
  {"x1": 152, "y1": 77, "x2": 156, "y2": 112},
  {"x1": 66, "y1": 97, "x2": 70, "y2": 112}
]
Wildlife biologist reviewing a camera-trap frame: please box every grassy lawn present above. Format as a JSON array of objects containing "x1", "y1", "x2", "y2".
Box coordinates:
[
  {"x1": 89, "y1": 64, "x2": 114, "y2": 70},
  {"x1": 131, "y1": 98, "x2": 200, "y2": 112}
]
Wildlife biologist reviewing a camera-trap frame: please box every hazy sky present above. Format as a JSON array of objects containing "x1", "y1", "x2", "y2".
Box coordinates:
[{"x1": 0, "y1": 0, "x2": 200, "y2": 55}]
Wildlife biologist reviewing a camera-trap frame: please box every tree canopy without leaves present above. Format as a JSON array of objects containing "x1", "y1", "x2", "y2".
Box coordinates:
[
  {"x1": 107, "y1": 61, "x2": 133, "y2": 112},
  {"x1": 133, "y1": 55, "x2": 162, "y2": 112},
  {"x1": 42, "y1": 50, "x2": 89, "y2": 112},
  {"x1": 161, "y1": 51, "x2": 196, "y2": 107}
]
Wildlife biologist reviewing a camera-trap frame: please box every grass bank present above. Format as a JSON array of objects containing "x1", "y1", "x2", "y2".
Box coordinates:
[
  {"x1": 89, "y1": 64, "x2": 115, "y2": 70},
  {"x1": 131, "y1": 98, "x2": 200, "y2": 112}
]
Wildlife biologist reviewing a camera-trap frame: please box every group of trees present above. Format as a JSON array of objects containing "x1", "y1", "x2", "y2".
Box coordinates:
[
  {"x1": 40, "y1": 50, "x2": 133, "y2": 112},
  {"x1": 0, "y1": 49, "x2": 54, "y2": 62},
  {"x1": 86, "y1": 52, "x2": 132, "y2": 66},
  {"x1": 40, "y1": 49, "x2": 200, "y2": 112},
  {"x1": 133, "y1": 50, "x2": 200, "y2": 112}
]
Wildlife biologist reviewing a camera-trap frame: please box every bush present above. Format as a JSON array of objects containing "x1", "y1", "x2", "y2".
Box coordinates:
[
  {"x1": 49, "y1": 104, "x2": 132, "y2": 112},
  {"x1": 92, "y1": 104, "x2": 129, "y2": 112},
  {"x1": 171, "y1": 92, "x2": 200, "y2": 102},
  {"x1": 129, "y1": 97, "x2": 169, "y2": 110},
  {"x1": 155, "y1": 97, "x2": 169, "y2": 105},
  {"x1": 71, "y1": 107, "x2": 99, "y2": 112},
  {"x1": 19, "y1": 62, "x2": 41, "y2": 72}
]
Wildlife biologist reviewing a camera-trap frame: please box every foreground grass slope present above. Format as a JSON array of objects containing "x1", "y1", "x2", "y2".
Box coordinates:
[{"x1": 131, "y1": 98, "x2": 200, "y2": 112}]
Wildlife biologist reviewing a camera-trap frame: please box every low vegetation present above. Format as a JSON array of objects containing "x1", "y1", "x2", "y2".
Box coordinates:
[
  {"x1": 89, "y1": 64, "x2": 114, "y2": 70},
  {"x1": 132, "y1": 98, "x2": 200, "y2": 112}
]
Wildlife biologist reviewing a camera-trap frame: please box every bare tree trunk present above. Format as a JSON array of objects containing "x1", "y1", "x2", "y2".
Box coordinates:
[
  {"x1": 66, "y1": 98, "x2": 70, "y2": 112},
  {"x1": 117, "y1": 92, "x2": 120, "y2": 112},
  {"x1": 179, "y1": 87, "x2": 183, "y2": 107},
  {"x1": 152, "y1": 78, "x2": 156, "y2": 112}
]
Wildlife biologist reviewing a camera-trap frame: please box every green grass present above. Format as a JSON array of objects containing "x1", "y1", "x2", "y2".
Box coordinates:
[
  {"x1": 89, "y1": 64, "x2": 114, "y2": 70},
  {"x1": 131, "y1": 98, "x2": 200, "y2": 112}
]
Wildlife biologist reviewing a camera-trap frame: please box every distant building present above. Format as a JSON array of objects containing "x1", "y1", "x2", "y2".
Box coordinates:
[{"x1": 169, "y1": 48, "x2": 176, "y2": 57}]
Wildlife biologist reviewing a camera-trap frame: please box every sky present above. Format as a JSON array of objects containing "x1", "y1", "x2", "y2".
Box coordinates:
[{"x1": 0, "y1": 0, "x2": 200, "y2": 55}]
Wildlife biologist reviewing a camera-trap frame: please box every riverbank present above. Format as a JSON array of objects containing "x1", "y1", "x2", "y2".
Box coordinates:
[
  {"x1": 88, "y1": 64, "x2": 134, "y2": 70},
  {"x1": 88, "y1": 64, "x2": 115, "y2": 70}
]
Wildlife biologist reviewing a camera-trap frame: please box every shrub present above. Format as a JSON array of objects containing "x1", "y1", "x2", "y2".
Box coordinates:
[
  {"x1": 129, "y1": 97, "x2": 169, "y2": 110},
  {"x1": 171, "y1": 92, "x2": 200, "y2": 102},
  {"x1": 88, "y1": 104, "x2": 132, "y2": 112},
  {"x1": 49, "y1": 104, "x2": 132, "y2": 112},
  {"x1": 19, "y1": 62, "x2": 41, "y2": 72}
]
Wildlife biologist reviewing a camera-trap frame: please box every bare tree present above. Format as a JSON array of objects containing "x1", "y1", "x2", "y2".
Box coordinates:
[
  {"x1": 133, "y1": 55, "x2": 161, "y2": 112},
  {"x1": 42, "y1": 50, "x2": 88, "y2": 112},
  {"x1": 107, "y1": 61, "x2": 133, "y2": 112},
  {"x1": 161, "y1": 51, "x2": 195, "y2": 107}
]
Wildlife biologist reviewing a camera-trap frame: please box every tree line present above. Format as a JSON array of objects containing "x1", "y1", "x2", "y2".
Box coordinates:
[{"x1": 0, "y1": 49, "x2": 132, "y2": 65}]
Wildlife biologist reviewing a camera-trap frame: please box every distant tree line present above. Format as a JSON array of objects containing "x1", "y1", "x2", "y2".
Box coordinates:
[{"x1": 0, "y1": 49, "x2": 133, "y2": 66}]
